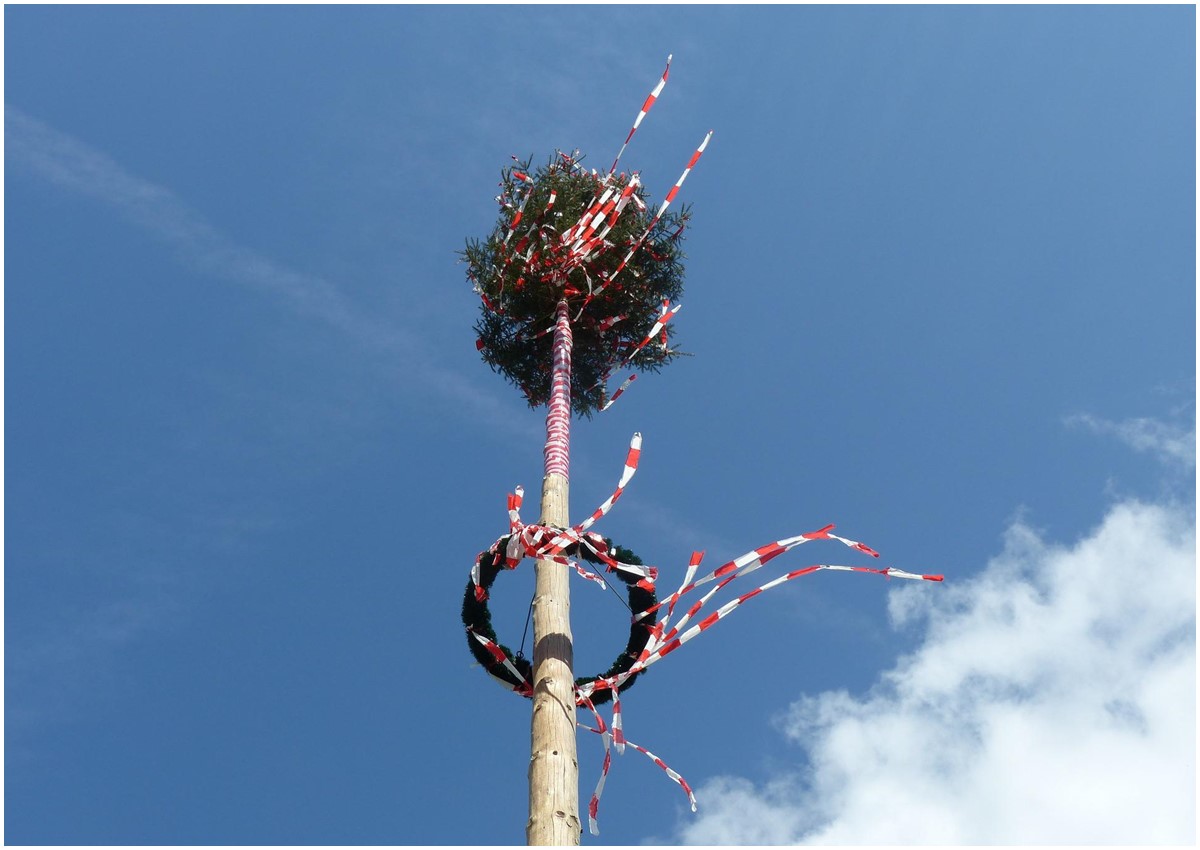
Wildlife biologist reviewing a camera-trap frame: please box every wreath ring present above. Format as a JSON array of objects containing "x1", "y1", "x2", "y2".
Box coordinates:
[{"x1": 462, "y1": 535, "x2": 658, "y2": 706}]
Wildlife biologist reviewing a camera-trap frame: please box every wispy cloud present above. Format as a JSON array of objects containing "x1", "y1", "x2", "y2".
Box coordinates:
[
  {"x1": 658, "y1": 470, "x2": 1196, "y2": 843},
  {"x1": 4, "y1": 497, "x2": 282, "y2": 745},
  {"x1": 5, "y1": 104, "x2": 530, "y2": 434},
  {"x1": 5, "y1": 107, "x2": 375, "y2": 337},
  {"x1": 4, "y1": 105, "x2": 542, "y2": 736},
  {"x1": 7, "y1": 593, "x2": 182, "y2": 736},
  {"x1": 1066, "y1": 412, "x2": 1196, "y2": 469}
]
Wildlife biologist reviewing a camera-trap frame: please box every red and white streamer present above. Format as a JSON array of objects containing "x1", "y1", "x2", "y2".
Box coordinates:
[
  {"x1": 600, "y1": 374, "x2": 637, "y2": 412},
  {"x1": 611, "y1": 536, "x2": 941, "y2": 686},
  {"x1": 629, "y1": 302, "x2": 681, "y2": 362},
  {"x1": 591, "y1": 131, "x2": 713, "y2": 302},
  {"x1": 577, "y1": 691, "x2": 696, "y2": 836},
  {"x1": 610, "y1": 54, "x2": 672, "y2": 175},
  {"x1": 470, "y1": 432, "x2": 652, "y2": 603},
  {"x1": 468, "y1": 436, "x2": 942, "y2": 833},
  {"x1": 575, "y1": 433, "x2": 641, "y2": 532},
  {"x1": 469, "y1": 630, "x2": 534, "y2": 697},
  {"x1": 597, "y1": 313, "x2": 628, "y2": 333},
  {"x1": 595, "y1": 302, "x2": 681, "y2": 410}
]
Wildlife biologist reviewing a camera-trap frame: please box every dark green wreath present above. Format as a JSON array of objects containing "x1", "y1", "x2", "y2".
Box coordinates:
[
  {"x1": 462, "y1": 154, "x2": 692, "y2": 417},
  {"x1": 462, "y1": 536, "x2": 658, "y2": 705}
]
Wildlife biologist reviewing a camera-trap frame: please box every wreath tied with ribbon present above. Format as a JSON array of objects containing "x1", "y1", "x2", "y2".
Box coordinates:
[
  {"x1": 457, "y1": 433, "x2": 943, "y2": 834},
  {"x1": 462, "y1": 535, "x2": 658, "y2": 705}
]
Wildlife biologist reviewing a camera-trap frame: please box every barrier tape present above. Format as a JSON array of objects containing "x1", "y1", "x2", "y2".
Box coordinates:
[{"x1": 466, "y1": 435, "x2": 941, "y2": 833}]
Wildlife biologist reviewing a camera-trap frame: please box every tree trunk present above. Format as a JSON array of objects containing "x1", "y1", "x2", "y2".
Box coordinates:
[{"x1": 527, "y1": 300, "x2": 582, "y2": 845}]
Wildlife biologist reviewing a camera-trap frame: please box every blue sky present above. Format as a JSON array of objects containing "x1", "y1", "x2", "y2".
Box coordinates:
[{"x1": 4, "y1": 5, "x2": 1195, "y2": 845}]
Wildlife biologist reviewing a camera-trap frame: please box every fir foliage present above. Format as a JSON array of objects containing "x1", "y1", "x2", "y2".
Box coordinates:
[{"x1": 462, "y1": 153, "x2": 691, "y2": 416}]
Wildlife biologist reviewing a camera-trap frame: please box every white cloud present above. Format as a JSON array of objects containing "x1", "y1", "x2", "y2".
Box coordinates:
[
  {"x1": 1066, "y1": 412, "x2": 1196, "y2": 469},
  {"x1": 666, "y1": 495, "x2": 1196, "y2": 844}
]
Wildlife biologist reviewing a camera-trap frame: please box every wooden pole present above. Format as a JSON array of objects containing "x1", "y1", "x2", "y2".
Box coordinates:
[{"x1": 527, "y1": 300, "x2": 581, "y2": 845}]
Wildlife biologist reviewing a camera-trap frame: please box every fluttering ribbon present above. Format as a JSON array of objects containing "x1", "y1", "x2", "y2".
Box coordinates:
[
  {"x1": 468, "y1": 433, "x2": 654, "y2": 605},
  {"x1": 599, "y1": 374, "x2": 637, "y2": 412},
  {"x1": 597, "y1": 301, "x2": 681, "y2": 410},
  {"x1": 588, "y1": 130, "x2": 713, "y2": 307},
  {"x1": 466, "y1": 434, "x2": 943, "y2": 833},
  {"x1": 610, "y1": 54, "x2": 672, "y2": 176},
  {"x1": 577, "y1": 691, "x2": 697, "y2": 837}
]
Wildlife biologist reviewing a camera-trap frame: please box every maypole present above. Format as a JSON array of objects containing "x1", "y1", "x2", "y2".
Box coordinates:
[
  {"x1": 527, "y1": 299, "x2": 580, "y2": 844},
  {"x1": 459, "y1": 55, "x2": 943, "y2": 843}
]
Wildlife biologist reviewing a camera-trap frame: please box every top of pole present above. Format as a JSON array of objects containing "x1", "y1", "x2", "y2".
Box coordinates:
[{"x1": 461, "y1": 57, "x2": 711, "y2": 417}]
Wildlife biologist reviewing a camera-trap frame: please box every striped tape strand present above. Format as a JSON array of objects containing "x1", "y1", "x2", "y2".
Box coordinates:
[{"x1": 610, "y1": 55, "x2": 672, "y2": 175}]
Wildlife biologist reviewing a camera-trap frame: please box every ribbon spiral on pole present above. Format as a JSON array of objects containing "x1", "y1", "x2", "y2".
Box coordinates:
[{"x1": 544, "y1": 299, "x2": 574, "y2": 478}]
